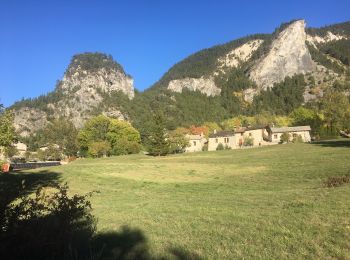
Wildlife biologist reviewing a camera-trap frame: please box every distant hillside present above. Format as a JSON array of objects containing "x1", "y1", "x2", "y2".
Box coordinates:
[
  {"x1": 142, "y1": 20, "x2": 350, "y2": 127},
  {"x1": 11, "y1": 52, "x2": 135, "y2": 136},
  {"x1": 10, "y1": 20, "x2": 350, "y2": 137}
]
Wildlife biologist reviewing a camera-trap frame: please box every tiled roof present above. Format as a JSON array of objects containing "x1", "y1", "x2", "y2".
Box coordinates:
[
  {"x1": 234, "y1": 127, "x2": 246, "y2": 133},
  {"x1": 209, "y1": 131, "x2": 235, "y2": 138},
  {"x1": 270, "y1": 126, "x2": 311, "y2": 133},
  {"x1": 186, "y1": 134, "x2": 205, "y2": 140}
]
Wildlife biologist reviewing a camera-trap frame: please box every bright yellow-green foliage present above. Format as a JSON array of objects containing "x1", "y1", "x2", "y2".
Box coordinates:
[
  {"x1": 221, "y1": 114, "x2": 292, "y2": 130},
  {"x1": 202, "y1": 122, "x2": 222, "y2": 135},
  {"x1": 322, "y1": 91, "x2": 350, "y2": 131},
  {"x1": 87, "y1": 141, "x2": 111, "y2": 158},
  {"x1": 0, "y1": 110, "x2": 16, "y2": 148},
  {"x1": 78, "y1": 115, "x2": 141, "y2": 157},
  {"x1": 23, "y1": 140, "x2": 350, "y2": 258}
]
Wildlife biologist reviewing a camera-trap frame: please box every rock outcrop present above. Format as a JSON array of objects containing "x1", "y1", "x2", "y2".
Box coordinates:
[
  {"x1": 13, "y1": 108, "x2": 48, "y2": 137},
  {"x1": 217, "y1": 39, "x2": 264, "y2": 70},
  {"x1": 13, "y1": 53, "x2": 134, "y2": 135},
  {"x1": 306, "y1": 31, "x2": 348, "y2": 47},
  {"x1": 60, "y1": 66, "x2": 134, "y2": 99},
  {"x1": 249, "y1": 20, "x2": 316, "y2": 89},
  {"x1": 167, "y1": 77, "x2": 221, "y2": 96}
]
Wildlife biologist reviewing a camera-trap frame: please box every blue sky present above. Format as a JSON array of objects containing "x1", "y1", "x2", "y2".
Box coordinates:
[{"x1": 1, "y1": 0, "x2": 349, "y2": 107}]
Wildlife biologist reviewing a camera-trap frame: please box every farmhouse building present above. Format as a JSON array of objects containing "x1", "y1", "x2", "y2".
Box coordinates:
[
  {"x1": 234, "y1": 127, "x2": 266, "y2": 147},
  {"x1": 266, "y1": 126, "x2": 311, "y2": 143},
  {"x1": 0, "y1": 141, "x2": 27, "y2": 160},
  {"x1": 208, "y1": 131, "x2": 235, "y2": 151},
  {"x1": 39, "y1": 143, "x2": 60, "y2": 151},
  {"x1": 15, "y1": 142, "x2": 28, "y2": 156},
  {"x1": 185, "y1": 134, "x2": 207, "y2": 152},
  {"x1": 208, "y1": 125, "x2": 311, "y2": 151},
  {"x1": 208, "y1": 127, "x2": 267, "y2": 151}
]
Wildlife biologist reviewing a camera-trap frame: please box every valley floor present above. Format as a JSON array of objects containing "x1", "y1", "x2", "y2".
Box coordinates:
[{"x1": 14, "y1": 140, "x2": 350, "y2": 258}]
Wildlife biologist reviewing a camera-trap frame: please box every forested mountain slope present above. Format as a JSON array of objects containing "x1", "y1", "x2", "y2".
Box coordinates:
[{"x1": 10, "y1": 20, "x2": 350, "y2": 136}]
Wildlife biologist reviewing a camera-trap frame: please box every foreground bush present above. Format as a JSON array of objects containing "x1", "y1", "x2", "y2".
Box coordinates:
[
  {"x1": 0, "y1": 184, "x2": 96, "y2": 259},
  {"x1": 0, "y1": 181, "x2": 197, "y2": 259}
]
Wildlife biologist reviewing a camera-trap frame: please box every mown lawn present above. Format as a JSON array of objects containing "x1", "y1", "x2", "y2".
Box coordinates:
[{"x1": 23, "y1": 140, "x2": 350, "y2": 259}]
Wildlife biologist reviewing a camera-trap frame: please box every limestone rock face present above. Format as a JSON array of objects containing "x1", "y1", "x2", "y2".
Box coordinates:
[
  {"x1": 217, "y1": 39, "x2": 264, "y2": 70},
  {"x1": 249, "y1": 20, "x2": 316, "y2": 89},
  {"x1": 167, "y1": 77, "x2": 221, "y2": 96},
  {"x1": 54, "y1": 62, "x2": 134, "y2": 127},
  {"x1": 13, "y1": 53, "x2": 134, "y2": 135},
  {"x1": 102, "y1": 109, "x2": 128, "y2": 121},
  {"x1": 60, "y1": 67, "x2": 134, "y2": 99},
  {"x1": 13, "y1": 108, "x2": 48, "y2": 137},
  {"x1": 306, "y1": 31, "x2": 348, "y2": 47}
]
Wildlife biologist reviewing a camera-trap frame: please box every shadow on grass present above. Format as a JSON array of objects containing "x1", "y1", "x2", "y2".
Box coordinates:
[
  {"x1": 0, "y1": 170, "x2": 61, "y2": 225},
  {"x1": 311, "y1": 139, "x2": 350, "y2": 148},
  {"x1": 0, "y1": 170, "x2": 201, "y2": 259}
]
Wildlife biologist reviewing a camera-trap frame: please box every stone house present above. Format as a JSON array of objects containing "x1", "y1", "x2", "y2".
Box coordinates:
[
  {"x1": 0, "y1": 142, "x2": 27, "y2": 160},
  {"x1": 15, "y1": 142, "x2": 28, "y2": 156},
  {"x1": 233, "y1": 127, "x2": 266, "y2": 147},
  {"x1": 208, "y1": 127, "x2": 270, "y2": 151},
  {"x1": 208, "y1": 130, "x2": 236, "y2": 151},
  {"x1": 266, "y1": 126, "x2": 311, "y2": 143},
  {"x1": 39, "y1": 143, "x2": 60, "y2": 151},
  {"x1": 185, "y1": 134, "x2": 207, "y2": 152}
]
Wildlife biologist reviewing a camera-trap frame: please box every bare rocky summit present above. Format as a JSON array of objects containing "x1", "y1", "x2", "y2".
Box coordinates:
[
  {"x1": 10, "y1": 20, "x2": 350, "y2": 136},
  {"x1": 13, "y1": 53, "x2": 134, "y2": 136},
  {"x1": 249, "y1": 20, "x2": 316, "y2": 89}
]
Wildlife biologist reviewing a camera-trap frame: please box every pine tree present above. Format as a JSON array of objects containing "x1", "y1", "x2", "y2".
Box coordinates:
[{"x1": 146, "y1": 113, "x2": 170, "y2": 156}]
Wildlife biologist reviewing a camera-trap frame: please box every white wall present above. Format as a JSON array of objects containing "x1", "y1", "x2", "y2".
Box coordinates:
[
  {"x1": 208, "y1": 136, "x2": 236, "y2": 151},
  {"x1": 186, "y1": 139, "x2": 204, "y2": 152},
  {"x1": 271, "y1": 131, "x2": 311, "y2": 143}
]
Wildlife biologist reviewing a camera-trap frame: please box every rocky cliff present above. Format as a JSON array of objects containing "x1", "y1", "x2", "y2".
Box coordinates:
[
  {"x1": 167, "y1": 77, "x2": 221, "y2": 96},
  {"x1": 12, "y1": 53, "x2": 135, "y2": 136},
  {"x1": 10, "y1": 20, "x2": 350, "y2": 136},
  {"x1": 249, "y1": 20, "x2": 315, "y2": 89}
]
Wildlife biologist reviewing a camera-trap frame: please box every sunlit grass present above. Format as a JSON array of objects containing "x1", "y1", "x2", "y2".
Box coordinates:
[{"x1": 25, "y1": 140, "x2": 350, "y2": 259}]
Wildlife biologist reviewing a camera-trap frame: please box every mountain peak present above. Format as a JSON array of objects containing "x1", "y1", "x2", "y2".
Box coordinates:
[
  {"x1": 249, "y1": 19, "x2": 315, "y2": 89},
  {"x1": 60, "y1": 52, "x2": 134, "y2": 99}
]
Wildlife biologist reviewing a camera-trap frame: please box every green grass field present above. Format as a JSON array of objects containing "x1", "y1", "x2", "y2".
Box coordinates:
[{"x1": 22, "y1": 140, "x2": 350, "y2": 259}]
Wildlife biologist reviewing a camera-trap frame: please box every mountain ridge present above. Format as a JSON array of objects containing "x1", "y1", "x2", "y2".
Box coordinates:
[{"x1": 9, "y1": 19, "x2": 350, "y2": 137}]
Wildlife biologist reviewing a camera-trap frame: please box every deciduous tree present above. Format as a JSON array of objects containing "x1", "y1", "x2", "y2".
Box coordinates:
[{"x1": 0, "y1": 105, "x2": 16, "y2": 149}]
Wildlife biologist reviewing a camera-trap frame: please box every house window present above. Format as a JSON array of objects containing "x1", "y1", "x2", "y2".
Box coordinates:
[
  {"x1": 215, "y1": 138, "x2": 218, "y2": 143},
  {"x1": 224, "y1": 137, "x2": 229, "y2": 143},
  {"x1": 193, "y1": 141, "x2": 196, "y2": 146},
  {"x1": 274, "y1": 134, "x2": 278, "y2": 139}
]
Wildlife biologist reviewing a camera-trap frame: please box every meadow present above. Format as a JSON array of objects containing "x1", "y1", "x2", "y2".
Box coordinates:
[{"x1": 21, "y1": 140, "x2": 350, "y2": 259}]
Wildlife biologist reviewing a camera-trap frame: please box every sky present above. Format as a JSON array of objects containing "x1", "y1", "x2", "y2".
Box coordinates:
[{"x1": 1, "y1": 0, "x2": 349, "y2": 107}]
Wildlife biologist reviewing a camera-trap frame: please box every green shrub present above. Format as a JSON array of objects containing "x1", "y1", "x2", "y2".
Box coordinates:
[
  {"x1": 243, "y1": 137, "x2": 254, "y2": 146},
  {"x1": 88, "y1": 141, "x2": 111, "y2": 158},
  {"x1": 0, "y1": 183, "x2": 96, "y2": 259},
  {"x1": 280, "y1": 132, "x2": 291, "y2": 143},
  {"x1": 202, "y1": 143, "x2": 208, "y2": 151},
  {"x1": 224, "y1": 145, "x2": 231, "y2": 150},
  {"x1": 216, "y1": 143, "x2": 224, "y2": 150},
  {"x1": 292, "y1": 135, "x2": 303, "y2": 143}
]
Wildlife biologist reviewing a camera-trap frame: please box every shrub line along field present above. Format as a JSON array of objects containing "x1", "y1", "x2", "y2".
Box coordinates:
[{"x1": 20, "y1": 140, "x2": 350, "y2": 259}]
